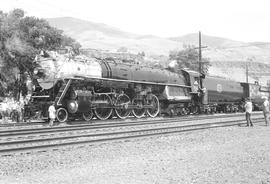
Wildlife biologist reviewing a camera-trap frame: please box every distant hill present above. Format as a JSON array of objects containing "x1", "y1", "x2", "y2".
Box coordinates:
[
  {"x1": 48, "y1": 17, "x2": 137, "y2": 39},
  {"x1": 170, "y1": 33, "x2": 242, "y2": 48},
  {"x1": 47, "y1": 17, "x2": 270, "y2": 63},
  {"x1": 46, "y1": 17, "x2": 270, "y2": 84},
  {"x1": 47, "y1": 17, "x2": 182, "y2": 55},
  {"x1": 170, "y1": 33, "x2": 270, "y2": 63}
]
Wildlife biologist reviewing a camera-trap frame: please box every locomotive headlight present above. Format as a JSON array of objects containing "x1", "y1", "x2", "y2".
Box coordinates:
[
  {"x1": 33, "y1": 68, "x2": 46, "y2": 78},
  {"x1": 70, "y1": 102, "x2": 76, "y2": 108}
]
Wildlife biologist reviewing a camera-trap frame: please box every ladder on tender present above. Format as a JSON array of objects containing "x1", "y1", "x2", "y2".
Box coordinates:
[{"x1": 55, "y1": 79, "x2": 72, "y2": 106}]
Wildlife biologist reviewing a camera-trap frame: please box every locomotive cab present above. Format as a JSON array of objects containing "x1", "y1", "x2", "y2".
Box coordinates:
[
  {"x1": 181, "y1": 69, "x2": 203, "y2": 95},
  {"x1": 181, "y1": 69, "x2": 207, "y2": 113}
]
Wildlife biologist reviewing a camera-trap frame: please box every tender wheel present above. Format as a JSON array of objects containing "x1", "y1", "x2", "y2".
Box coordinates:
[
  {"x1": 132, "y1": 97, "x2": 145, "y2": 118},
  {"x1": 82, "y1": 110, "x2": 94, "y2": 121},
  {"x1": 115, "y1": 94, "x2": 131, "y2": 119},
  {"x1": 211, "y1": 107, "x2": 217, "y2": 113},
  {"x1": 146, "y1": 94, "x2": 160, "y2": 118},
  {"x1": 56, "y1": 108, "x2": 68, "y2": 123},
  {"x1": 94, "y1": 94, "x2": 113, "y2": 120}
]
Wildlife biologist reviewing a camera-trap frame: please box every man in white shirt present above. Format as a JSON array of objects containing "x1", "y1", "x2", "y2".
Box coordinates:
[
  {"x1": 48, "y1": 102, "x2": 56, "y2": 127},
  {"x1": 262, "y1": 96, "x2": 269, "y2": 126},
  {"x1": 245, "y1": 98, "x2": 253, "y2": 127},
  {"x1": 193, "y1": 80, "x2": 199, "y2": 92},
  {"x1": 0, "y1": 102, "x2": 8, "y2": 123}
]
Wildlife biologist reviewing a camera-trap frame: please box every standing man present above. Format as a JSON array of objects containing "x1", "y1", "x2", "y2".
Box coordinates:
[
  {"x1": 193, "y1": 80, "x2": 200, "y2": 92},
  {"x1": 48, "y1": 102, "x2": 56, "y2": 127},
  {"x1": 1, "y1": 98, "x2": 8, "y2": 123},
  {"x1": 245, "y1": 98, "x2": 253, "y2": 127},
  {"x1": 262, "y1": 96, "x2": 269, "y2": 126}
]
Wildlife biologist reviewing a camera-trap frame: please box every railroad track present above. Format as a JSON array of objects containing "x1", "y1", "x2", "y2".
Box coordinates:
[
  {"x1": 0, "y1": 114, "x2": 265, "y2": 156},
  {"x1": 0, "y1": 111, "x2": 262, "y2": 128},
  {"x1": 0, "y1": 112, "x2": 262, "y2": 138}
]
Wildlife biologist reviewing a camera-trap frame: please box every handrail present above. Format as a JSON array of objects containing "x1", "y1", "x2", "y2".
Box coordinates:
[{"x1": 57, "y1": 79, "x2": 72, "y2": 106}]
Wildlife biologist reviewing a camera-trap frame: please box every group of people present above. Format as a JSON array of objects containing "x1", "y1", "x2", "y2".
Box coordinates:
[
  {"x1": 0, "y1": 97, "x2": 25, "y2": 123},
  {"x1": 0, "y1": 98, "x2": 56, "y2": 127},
  {"x1": 244, "y1": 96, "x2": 270, "y2": 127}
]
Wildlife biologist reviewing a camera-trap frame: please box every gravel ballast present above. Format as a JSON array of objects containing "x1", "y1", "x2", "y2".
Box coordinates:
[{"x1": 1, "y1": 122, "x2": 270, "y2": 184}]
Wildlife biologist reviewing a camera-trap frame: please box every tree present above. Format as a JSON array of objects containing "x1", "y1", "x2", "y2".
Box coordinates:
[
  {"x1": 169, "y1": 45, "x2": 211, "y2": 74},
  {"x1": 0, "y1": 9, "x2": 81, "y2": 97}
]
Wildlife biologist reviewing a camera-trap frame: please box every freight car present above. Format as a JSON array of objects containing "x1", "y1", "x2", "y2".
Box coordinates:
[{"x1": 25, "y1": 50, "x2": 270, "y2": 122}]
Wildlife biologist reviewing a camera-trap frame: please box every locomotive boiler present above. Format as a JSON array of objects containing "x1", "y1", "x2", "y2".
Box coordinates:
[{"x1": 29, "y1": 50, "x2": 200, "y2": 122}]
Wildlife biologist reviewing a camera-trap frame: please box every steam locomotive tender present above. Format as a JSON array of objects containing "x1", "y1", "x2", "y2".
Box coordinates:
[{"x1": 27, "y1": 51, "x2": 269, "y2": 122}]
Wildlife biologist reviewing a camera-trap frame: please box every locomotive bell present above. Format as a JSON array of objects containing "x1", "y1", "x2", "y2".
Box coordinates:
[{"x1": 67, "y1": 100, "x2": 78, "y2": 113}]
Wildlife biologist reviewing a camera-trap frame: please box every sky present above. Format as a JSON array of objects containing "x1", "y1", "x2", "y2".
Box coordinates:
[{"x1": 1, "y1": 0, "x2": 270, "y2": 42}]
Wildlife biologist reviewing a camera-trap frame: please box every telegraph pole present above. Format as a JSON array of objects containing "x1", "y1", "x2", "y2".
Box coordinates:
[
  {"x1": 196, "y1": 31, "x2": 207, "y2": 74},
  {"x1": 199, "y1": 31, "x2": 202, "y2": 74}
]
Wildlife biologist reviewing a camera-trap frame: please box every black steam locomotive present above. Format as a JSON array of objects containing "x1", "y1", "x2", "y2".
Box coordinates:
[{"x1": 25, "y1": 50, "x2": 270, "y2": 122}]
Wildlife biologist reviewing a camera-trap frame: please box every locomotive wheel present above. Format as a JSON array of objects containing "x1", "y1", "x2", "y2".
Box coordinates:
[
  {"x1": 191, "y1": 105, "x2": 199, "y2": 114},
  {"x1": 56, "y1": 108, "x2": 68, "y2": 123},
  {"x1": 82, "y1": 110, "x2": 94, "y2": 121},
  {"x1": 115, "y1": 94, "x2": 131, "y2": 119},
  {"x1": 132, "y1": 97, "x2": 145, "y2": 118},
  {"x1": 182, "y1": 107, "x2": 190, "y2": 115},
  {"x1": 146, "y1": 94, "x2": 160, "y2": 118},
  {"x1": 94, "y1": 94, "x2": 113, "y2": 120}
]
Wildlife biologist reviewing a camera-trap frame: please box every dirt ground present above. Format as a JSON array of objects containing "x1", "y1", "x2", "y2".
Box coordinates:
[{"x1": 1, "y1": 121, "x2": 270, "y2": 184}]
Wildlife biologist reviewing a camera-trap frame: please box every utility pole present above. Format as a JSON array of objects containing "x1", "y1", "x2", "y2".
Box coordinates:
[
  {"x1": 196, "y1": 31, "x2": 207, "y2": 74},
  {"x1": 199, "y1": 31, "x2": 202, "y2": 74}
]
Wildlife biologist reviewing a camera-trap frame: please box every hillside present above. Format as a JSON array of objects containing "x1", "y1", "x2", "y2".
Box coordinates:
[
  {"x1": 170, "y1": 33, "x2": 242, "y2": 48},
  {"x1": 47, "y1": 17, "x2": 182, "y2": 55},
  {"x1": 47, "y1": 17, "x2": 270, "y2": 63},
  {"x1": 171, "y1": 33, "x2": 270, "y2": 63},
  {"x1": 48, "y1": 17, "x2": 137, "y2": 39},
  {"x1": 46, "y1": 17, "x2": 270, "y2": 85}
]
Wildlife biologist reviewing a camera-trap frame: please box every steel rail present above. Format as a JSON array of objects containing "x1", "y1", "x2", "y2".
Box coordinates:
[
  {"x1": 0, "y1": 111, "x2": 262, "y2": 128},
  {"x1": 0, "y1": 118, "x2": 261, "y2": 145},
  {"x1": 0, "y1": 118, "x2": 264, "y2": 155},
  {"x1": 0, "y1": 114, "x2": 262, "y2": 137}
]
